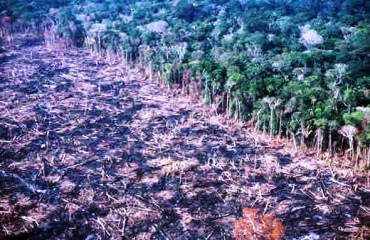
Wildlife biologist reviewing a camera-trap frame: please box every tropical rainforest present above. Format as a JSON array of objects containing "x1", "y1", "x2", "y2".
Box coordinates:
[{"x1": 0, "y1": 0, "x2": 369, "y2": 239}]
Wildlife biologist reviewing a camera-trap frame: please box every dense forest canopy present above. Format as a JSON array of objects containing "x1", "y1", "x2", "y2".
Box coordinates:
[{"x1": 1, "y1": 0, "x2": 370, "y2": 158}]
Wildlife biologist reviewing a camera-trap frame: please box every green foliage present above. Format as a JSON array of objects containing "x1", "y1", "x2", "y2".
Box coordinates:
[
  {"x1": 4, "y1": 0, "x2": 369, "y2": 148},
  {"x1": 343, "y1": 111, "x2": 365, "y2": 126}
]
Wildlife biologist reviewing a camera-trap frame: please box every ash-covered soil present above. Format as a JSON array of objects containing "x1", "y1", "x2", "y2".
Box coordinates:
[{"x1": 0, "y1": 35, "x2": 369, "y2": 239}]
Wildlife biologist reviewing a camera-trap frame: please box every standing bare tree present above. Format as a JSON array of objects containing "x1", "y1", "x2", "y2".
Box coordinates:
[
  {"x1": 299, "y1": 25, "x2": 324, "y2": 51},
  {"x1": 339, "y1": 125, "x2": 358, "y2": 160},
  {"x1": 263, "y1": 97, "x2": 282, "y2": 137}
]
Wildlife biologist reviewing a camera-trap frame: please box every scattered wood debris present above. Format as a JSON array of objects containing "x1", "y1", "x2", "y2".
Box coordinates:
[{"x1": 0, "y1": 34, "x2": 369, "y2": 239}]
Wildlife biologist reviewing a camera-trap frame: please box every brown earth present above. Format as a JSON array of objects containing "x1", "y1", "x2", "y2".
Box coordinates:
[{"x1": 0, "y1": 34, "x2": 369, "y2": 239}]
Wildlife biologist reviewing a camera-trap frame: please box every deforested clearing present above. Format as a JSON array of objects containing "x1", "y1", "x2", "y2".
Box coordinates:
[{"x1": 0, "y1": 1, "x2": 369, "y2": 239}]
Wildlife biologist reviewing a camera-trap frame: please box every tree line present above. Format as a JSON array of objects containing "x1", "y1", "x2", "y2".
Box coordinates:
[{"x1": 1, "y1": 0, "x2": 369, "y2": 168}]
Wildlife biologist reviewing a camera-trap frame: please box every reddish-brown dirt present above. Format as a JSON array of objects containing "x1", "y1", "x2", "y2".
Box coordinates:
[{"x1": 0, "y1": 34, "x2": 369, "y2": 239}]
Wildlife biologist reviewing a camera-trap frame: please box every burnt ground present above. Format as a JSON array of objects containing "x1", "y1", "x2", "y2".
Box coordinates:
[{"x1": 0, "y1": 34, "x2": 369, "y2": 240}]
